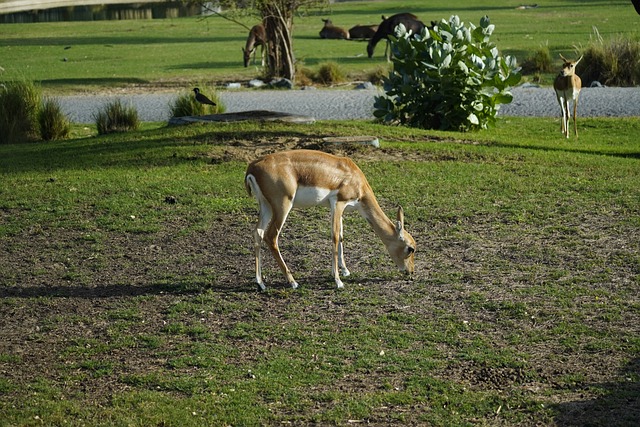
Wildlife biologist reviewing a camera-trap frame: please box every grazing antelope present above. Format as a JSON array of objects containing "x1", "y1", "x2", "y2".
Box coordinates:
[
  {"x1": 367, "y1": 13, "x2": 425, "y2": 58},
  {"x1": 348, "y1": 24, "x2": 379, "y2": 40},
  {"x1": 245, "y1": 150, "x2": 416, "y2": 290},
  {"x1": 242, "y1": 24, "x2": 266, "y2": 67},
  {"x1": 554, "y1": 54, "x2": 583, "y2": 138},
  {"x1": 319, "y1": 19, "x2": 350, "y2": 40}
]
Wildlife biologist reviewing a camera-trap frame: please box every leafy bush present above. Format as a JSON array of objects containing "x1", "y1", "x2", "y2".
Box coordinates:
[
  {"x1": 374, "y1": 15, "x2": 521, "y2": 131},
  {"x1": 94, "y1": 99, "x2": 139, "y2": 134},
  {"x1": 39, "y1": 98, "x2": 70, "y2": 141},
  {"x1": 0, "y1": 80, "x2": 41, "y2": 144},
  {"x1": 577, "y1": 30, "x2": 640, "y2": 87},
  {"x1": 170, "y1": 86, "x2": 224, "y2": 117}
]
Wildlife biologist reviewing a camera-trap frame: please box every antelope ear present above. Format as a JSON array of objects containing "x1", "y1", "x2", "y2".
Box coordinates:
[
  {"x1": 396, "y1": 206, "x2": 406, "y2": 239},
  {"x1": 575, "y1": 55, "x2": 583, "y2": 66}
]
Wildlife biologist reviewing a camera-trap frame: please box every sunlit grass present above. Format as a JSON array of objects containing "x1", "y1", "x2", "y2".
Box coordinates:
[{"x1": 0, "y1": 0, "x2": 637, "y2": 91}]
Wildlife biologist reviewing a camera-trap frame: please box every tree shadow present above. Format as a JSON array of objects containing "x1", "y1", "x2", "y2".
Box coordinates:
[{"x1": 553, "y1": 358, "x2": 640, "y2": 426}]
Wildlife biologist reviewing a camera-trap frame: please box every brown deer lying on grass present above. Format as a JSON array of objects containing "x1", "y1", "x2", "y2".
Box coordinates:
[
  {"x1": 367, "y1": 13, "x2": 426, "y2": 58},
  {"x1": 242, "y1": 24, "x2": 266, "y2": 67},
  {"x1": 348, "y1": 24, "x2": 379, "y2": 40},
  {"x1": 553, "y1": 54, "x2": 583, "y2": 138},
  {"x1": 319, "y1": 19, "x2": 350, "y2": 39}
]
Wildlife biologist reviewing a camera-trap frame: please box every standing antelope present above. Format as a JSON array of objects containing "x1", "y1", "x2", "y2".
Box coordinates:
[
  {"x1": 367, "y1": 13, "x2": 425, "y2": 58},
  {"x1": 245, "y1": 150, "x2": 416, "y2": 290},
  {"x1": 554, "y1": 54, "x2": 583, "y2": 138},
  {"x1": 242, "y1": 24, "x2": 266, "y2": 67}
]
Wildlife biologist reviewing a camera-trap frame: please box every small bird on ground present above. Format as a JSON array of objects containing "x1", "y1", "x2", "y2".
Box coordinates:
[{"x1": 193, "y1": 87, "x2": 216, "y2": 106}]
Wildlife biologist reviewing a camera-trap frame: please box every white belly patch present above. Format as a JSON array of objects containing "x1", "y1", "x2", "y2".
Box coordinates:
[{"x1": 293, "y1": 186, "x2": 335, "y2": 208}]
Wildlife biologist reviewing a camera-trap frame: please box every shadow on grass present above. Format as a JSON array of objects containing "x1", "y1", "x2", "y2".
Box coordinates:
[
  {"x1": 0, "y1": 280, "x2": 258, "y2": 299},
  {"x1": 43, "y1": 77, "x2": 150, "y2": 88},
  {"x1": 553, "y1": 358, "x2": 640, "y2": 426},
  {"x1": 0, "y1": 127, "x2": 324, "y2": 173}
]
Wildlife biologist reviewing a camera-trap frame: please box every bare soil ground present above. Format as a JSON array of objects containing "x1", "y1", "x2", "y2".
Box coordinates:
[{"x1": 1, "y1": 140, "x2": 638, "y2": 426}]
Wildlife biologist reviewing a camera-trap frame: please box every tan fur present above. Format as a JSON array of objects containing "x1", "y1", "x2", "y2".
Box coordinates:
[
  {"x1": 242, "y1": 24, "x2": 266, "y2": 67},
  {"x1": 245, "y1": 150, "x2": 416, "y2": 290},
  {"x1": 319, "y1": 19, "x2": 350, "y2": 40},
  {"x1": 553, "y1": 54, "x2": 583, "y2": 138}
]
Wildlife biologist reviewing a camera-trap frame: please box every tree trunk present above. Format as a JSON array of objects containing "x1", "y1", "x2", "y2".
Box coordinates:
[{"x1": 260, "y1": 3, "x2": 295, "y2": 82}]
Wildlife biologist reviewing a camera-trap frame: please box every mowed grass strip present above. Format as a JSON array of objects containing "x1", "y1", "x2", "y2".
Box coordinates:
[
  {"x1": 1, "y1": 116, "x2": 639, "y2": 425},
  {"x1": 0, "y1": 0, "x2": 638, "y2": 90}
]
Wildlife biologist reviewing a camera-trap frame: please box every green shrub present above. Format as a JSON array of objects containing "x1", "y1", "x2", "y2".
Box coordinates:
[
  {"x1": 94, "y1": 99, "x2": 139, "y2": 134},
  {"x1": 374, "y1": 15, "x2": 521, "y2": 132},
  {"x1": 170, "y1": 86, "x2": 224, "y2": 117},
  {"x1": 0, "y1": 80, "x2": 41, "y2": 144},
  {"x1": 39, "y1": 98, "x2": 70, "y2": 141},
  {"x1": 578, "y1": 30, "x2": 640, "y2": 87},
  {"x1": 521, "y1": 45, "x2": 553, "y2": 75},
  {"x1": 315, "y1": 61, "x2": 345, "y2": 85}
]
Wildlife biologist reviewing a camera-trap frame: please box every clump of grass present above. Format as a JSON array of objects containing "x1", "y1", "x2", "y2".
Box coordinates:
[
  {"x1": 94, "y1": 99, "x2": 139, "y2": 135},
  {"x1": 170, "y1": 85, "x2": 224, "y2": 117},
  {"x1": 39, "y1": 98, "x2": 70, "y2": 141},
  {"x1": 0, "y1": 80, "x2": 41, "y2": 144},
  {"x1": 366, "y1": 65, "x2": 390, "y2": 85},
  {"x1": 295, "y1": 66, "x2": 315, "y2": 87},
  {"x1": 521, "y1": 45, "x2": 553, "y2": 75},
  {"x1": 315, "y1": 61, "x2": 346, "y2": 85},
  {"x1": 578, "y1": 28, "x2": 640, "y2": 86}
]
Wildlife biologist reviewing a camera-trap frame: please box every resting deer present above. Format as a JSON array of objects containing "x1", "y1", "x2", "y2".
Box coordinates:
[
  {"x1": 319, "y1": 19, "x2": 350, "y2": 40},
  {"x1": 554, "y1": 54, "x2": 583, "y2": 138},
  {"x1": 348, "y1": 24, "x2": 378, "y2": 40},
  {"x1": 242, "y1": 24, "x2": 266, "y2": 67},
  {"x1": 245, "y1": 150, "x2": 416, "y2": 290}
]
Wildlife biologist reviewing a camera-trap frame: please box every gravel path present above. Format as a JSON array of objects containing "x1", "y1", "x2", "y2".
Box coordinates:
[{"x1": 58, "y1": 85, "x2": 640, "y2": 123}]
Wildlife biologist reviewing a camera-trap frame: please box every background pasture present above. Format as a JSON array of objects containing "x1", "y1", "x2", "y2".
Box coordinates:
[{"x1": 0, "y1": 0, "x2": 638, "y2": 91}]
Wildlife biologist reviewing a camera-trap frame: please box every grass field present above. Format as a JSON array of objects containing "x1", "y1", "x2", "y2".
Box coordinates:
[
  {"x1": 1, "y1": 0, "x2": 638, "y2": 91},
  {"x1": 1, "y1": 117, "x2": 639, "y2": 425},
  {"x1": 1, "y1": 0, "x2": 640, "y2": 425}
]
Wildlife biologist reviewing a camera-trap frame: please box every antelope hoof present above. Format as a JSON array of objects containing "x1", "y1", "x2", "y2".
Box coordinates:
[{"x1": 290, "y1": 281, "x2": 299, "y2": 289}]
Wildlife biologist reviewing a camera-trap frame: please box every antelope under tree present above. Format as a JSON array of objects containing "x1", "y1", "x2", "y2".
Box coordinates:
[
  {"x1": 244, "y1": 150, "x2": 416, "y2": 290},
  {"x1": 367, "y1": 13, "x2": 425, "y2": 58},
  {"x1": 242, "y1": 24, "x2": 266, "y2": 67},
  {"x1": 553, "y1": 54, "x2": 583, "y2": 138}
]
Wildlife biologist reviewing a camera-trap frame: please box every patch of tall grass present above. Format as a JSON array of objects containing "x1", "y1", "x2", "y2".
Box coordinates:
[
  {"x1": 39, "y1": 98, "x2": 70, "y2": 141},
  {"x1": 0, "y1": 80, "x2": 41, "y2": 144},
  {"x1": 315, "y1": 61, "x2": 346, "y2": 85},
  {"x1": 578, "y1": 29, "x2": 640, "y2": 87},
  {"x1": 521, "y1": 45, "x2": 553, "y2": 76},
  {"x1": 170, "y1": 85, "x2": 224, "y2": 117},
  {"x1": 94, "y1": 99, "x2": 140, "y2": 134}
]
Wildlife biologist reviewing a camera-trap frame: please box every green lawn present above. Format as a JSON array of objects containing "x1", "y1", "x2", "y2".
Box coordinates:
[
  {"x1": 0, "y1": 0, "x2": 638, "y2": 91},
  {"x1": 1, "y1": 1, "x2": 639, "y2": 425},
  {"x1": 0, "y1": 117, "x2": 639, "y2": 425}
]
